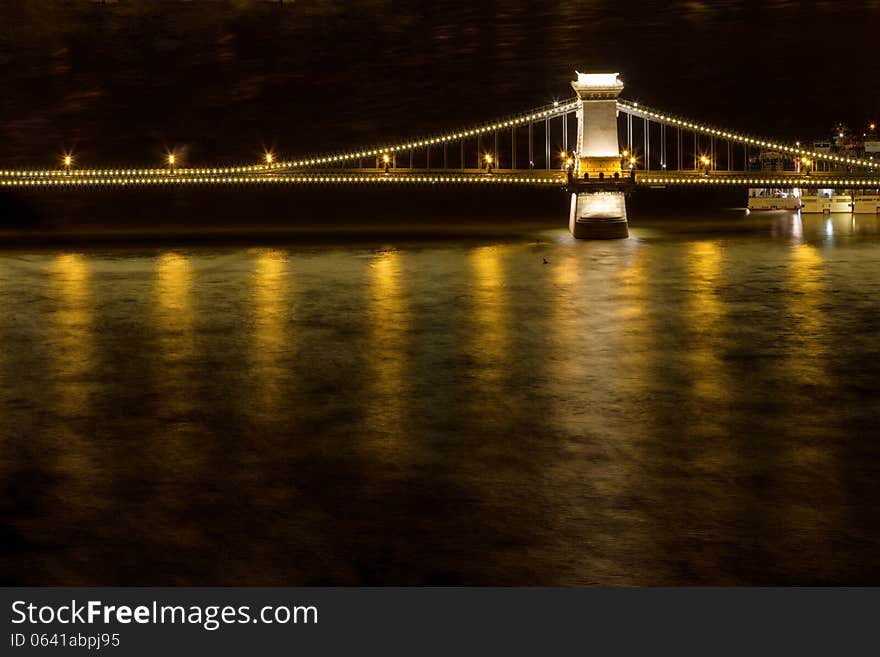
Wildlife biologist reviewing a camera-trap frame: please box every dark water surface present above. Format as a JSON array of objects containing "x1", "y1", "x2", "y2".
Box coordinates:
[{"x1": 2, "y1": 210, "x2": 880, "y2": 585}]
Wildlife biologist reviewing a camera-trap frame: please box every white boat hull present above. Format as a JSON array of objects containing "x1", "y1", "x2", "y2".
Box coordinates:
[
  {"x1": 853, "y1": 195, "x2": 880, "y2": 214},
  {"x1": 747, "y1": 197, "x2": 800, "y2": 211},
  {"x1": 802, "y1": 195, "x2": 853, "y2": 214}
]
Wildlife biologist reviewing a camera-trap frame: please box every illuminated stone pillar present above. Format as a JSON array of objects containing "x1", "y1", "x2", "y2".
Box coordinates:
[
  {"x1": 572, "y1": 71, "x2": 624, "y2": 177},
  {"x1": 568, "y1": 71, "x2": 629, "y2": 239},
  {"x1": 569, "y1": 191, "x2": 628, "y2": 239}
]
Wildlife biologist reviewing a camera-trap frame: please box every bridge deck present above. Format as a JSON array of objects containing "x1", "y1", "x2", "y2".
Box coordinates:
[
  {"x1": 0, "y1": 169, "x2": 567, "y2": 188},
  {"x1": 635, "y1": 171, "x2": 880, "y2": 188},
  {"x1": 2, "y1": 167, "x2": 879, "y2": 190}
]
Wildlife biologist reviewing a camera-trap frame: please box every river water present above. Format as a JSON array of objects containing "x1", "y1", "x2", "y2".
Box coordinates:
[{"x1": 2, "y1": 210, "x2": 879, "y2": 585}]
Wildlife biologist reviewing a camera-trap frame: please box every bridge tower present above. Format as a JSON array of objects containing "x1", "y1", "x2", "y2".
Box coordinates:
[{"x1": 568, "y1": 71, "x2": 629, "y2": 239}]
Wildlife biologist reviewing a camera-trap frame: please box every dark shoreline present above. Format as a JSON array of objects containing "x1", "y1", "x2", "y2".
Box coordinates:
[{"x1": 0, "y1": 184, "x2": 748, "y2": 246}]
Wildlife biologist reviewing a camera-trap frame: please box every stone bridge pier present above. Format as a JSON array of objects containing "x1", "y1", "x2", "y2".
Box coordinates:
[{"x1": 568, "y1": 71, "x2": 629, "y2": 239}]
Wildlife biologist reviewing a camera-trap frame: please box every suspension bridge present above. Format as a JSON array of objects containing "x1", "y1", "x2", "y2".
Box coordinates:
[{"x1": 2, "y1": 71, "x2": 878, "y2": 238}]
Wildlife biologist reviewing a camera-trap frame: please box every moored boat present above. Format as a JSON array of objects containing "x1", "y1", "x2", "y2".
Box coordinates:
[
  {"x1": 853, "y1": 195, "x2": 880, "y2": 214},
  {"x1": 801, "y1": 192, "x2": 853, "y2": 213},
  {"x1": 747, "y1": 188, "x2": 800, "y2": 211}
]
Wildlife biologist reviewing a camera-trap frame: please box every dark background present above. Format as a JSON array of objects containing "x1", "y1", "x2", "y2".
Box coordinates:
[{"x1": 1, "y1": 0, "x2": 878, "y2": 169}]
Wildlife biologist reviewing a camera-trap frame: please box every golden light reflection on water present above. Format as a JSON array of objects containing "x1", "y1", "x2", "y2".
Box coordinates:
[
  {"x1": 551, "y1": 252, "x2": 580, "y2": 289},
  {"x1": 615, "y1": 246, "x2": 653, "y2": 403},
  {"x1": 786, "y1": 245, "x2": 833, "y2": 464},
  {"x1": 49, "y1": 253, "x2": 93, "y2": 419},
  {"x1": 614, "y1": 248, "x2": 651, "y2": 411},
  {"x1": 549, "y1": 249, "x2": 583, "y2": 436},
  {"x1": 250, "y1": 249, "x2": 291, "y2": 420},
  {"x1": 604, "y1": 246, "x2": 659, "y2": 583},
  {"x1": 470, "y1": 246, "x2": 507, "y2": 387},
  {"x1": 151, "y1": 251, "x2": 208, "y2": 503},
  {"x1": 47, "y1": 253, "x2": 99, "y2": 576},
  {"x1": 788, "y1": 244, "x2": 827, "y2": 384},
  {"x1": 366, "y1": 251, "x2": 409, "y2": 454},
  {"x1": 681, "y1": 240, "x2": 736, "y2": 570},
  {"x1": 784, "y1": 242, "x2": 840, "y2": 554},
  {"x1": 153, "y1": 252, "x2": 196, "y2": 420},
  {"x1": 685, "y1": 241, "x2": 728, "y2": 408}
]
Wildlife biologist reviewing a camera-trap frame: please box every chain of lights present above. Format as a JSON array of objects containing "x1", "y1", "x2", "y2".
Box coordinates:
[
  {"x1": 0, "y1": 100, "x2": 579, "y2": 179},
  {"x1": 0, "y1": 164, "x2": 288, "y2": 179},
  {"x1": 617, "y1": 101, "x2": 878, "y2": 170},
  {"x1": 0, "y1": 173, "x2": 566, "y2": 187},
  {"x1": 638, "y1": 175, "x2": 880, "y2": 187}
]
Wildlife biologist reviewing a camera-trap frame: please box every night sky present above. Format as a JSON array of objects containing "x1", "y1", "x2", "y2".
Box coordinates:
[{"x1": 1, "y1": 1, "x2": 878, "y2": 169}]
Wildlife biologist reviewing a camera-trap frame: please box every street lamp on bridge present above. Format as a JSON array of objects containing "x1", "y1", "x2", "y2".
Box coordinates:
[
  {"x1": 484, "y1": 153, "x2": 493, "y2": 173},
  {"x1": 563, "y1": 153, "x2": 575, "y2": 183},
  {"x1": 700, "y1": 155, "x2": 711, "y2": 175},
  {"x1": 62, "y1": 154, "x2": 73, "y2": 173},
  {"x1": 623, "y1": 150, "x2": 636, "y2": 171}
]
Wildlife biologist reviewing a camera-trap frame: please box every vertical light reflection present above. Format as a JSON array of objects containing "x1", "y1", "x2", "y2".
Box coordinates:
[
  {"x1": 47, "y1": 253, "x2": 99, "y2": 579},
  {"x1": 616, "y1": 248, "x2": 650, "y2": 348},
  {"x1": 614, "y1": 246, "x2": 653, "y2": 410},
  {"x1": 470, "y1": 246, "x2": 507, "y2": 387},
  {"x1": 151, "y1": 250, "x2": 207, "y2": 507},
  {"x1": 685, "y1": 241, "x2": 728, "y2": 411},
  {"x1": 49, "y1": 253, "x2": 94, "y2": 419},
  {"x1": 824, "y1": 217, "x2": 834, "y2": 243},
  {"x1": 153, "y1": 252, "x2": 196, "y2": 420},
  {"x1": 531, "y1": 246, "x2": 653, "y2": 584},
  {"x1": 791, "y1": 212, "x2": 803, "y2": 244},
  {"x1": 788, "y1": 245, "x2": 827, "y2": 385},
  {"x1": 250, "y1": 249, "x2": 291, "y2": 422},
  {"x1": 785, "y1": 244, "x2": 838, "y2": 553},
  {"x1": 365, "y1": 251, "x2": 409, "y2": 455},
  {"x1": 549, "y1": 250, "x2": 584, "y2": 435},
  {"x1": 146, "y1": 252, "x2": 205, "y2": 568},
  {"x1": 614, "y1": 247, "x2": 652, "y2": 415},
  {"x1": 607, "y1": 245, "x2": 661, "y2": 583},
  {"x1": 678, "y1": 241, "x2": 739, "y2": 580}
]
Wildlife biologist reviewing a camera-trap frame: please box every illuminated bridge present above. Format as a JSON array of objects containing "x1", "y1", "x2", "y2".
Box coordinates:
[{"x1": 2, "y1": 70, "x2": 878, "y2": 238}]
